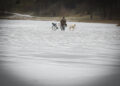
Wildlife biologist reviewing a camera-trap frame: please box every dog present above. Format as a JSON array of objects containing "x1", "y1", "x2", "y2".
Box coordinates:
[
  {"x1": 52, "y1": 23, "x2": 58, "y2": 31},
  {"x1": 69, "y1": 24, "x2": 76, "y2": 31}
]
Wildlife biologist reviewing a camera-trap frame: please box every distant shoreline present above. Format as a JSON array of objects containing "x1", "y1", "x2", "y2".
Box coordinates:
[{"x1": 0, "y1": 16, "x2": 120, "y2": 26}]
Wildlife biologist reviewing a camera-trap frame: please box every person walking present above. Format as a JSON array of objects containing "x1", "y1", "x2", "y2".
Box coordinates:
[{"x1": 60, "y1": 17, "x2": 67, "y2": 31}]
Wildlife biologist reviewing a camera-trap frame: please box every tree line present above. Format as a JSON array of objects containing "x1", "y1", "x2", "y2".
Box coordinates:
[{"x1": 0, "y1": 0, "x2": 120, "y2": 19}]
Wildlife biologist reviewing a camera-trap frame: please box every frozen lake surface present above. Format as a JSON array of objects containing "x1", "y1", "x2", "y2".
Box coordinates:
[{"x1": 0, "y1": 19, "x2": 120, "y2": 86}]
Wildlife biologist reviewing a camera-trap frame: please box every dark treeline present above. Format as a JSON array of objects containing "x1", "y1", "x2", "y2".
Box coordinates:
[{"x1": 0, "y1": 0, "x2": 120, "y2": 19}]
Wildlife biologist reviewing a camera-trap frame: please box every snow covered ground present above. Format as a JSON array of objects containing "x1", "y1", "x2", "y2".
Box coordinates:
[{"x1": 0, "y1": 19, "x2": 120, "y2": 86}]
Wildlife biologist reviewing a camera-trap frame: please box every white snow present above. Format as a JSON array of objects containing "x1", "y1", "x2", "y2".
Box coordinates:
[
  {"x1": 3, "y1": 12, "x2": 33, "y2": 18},
  {"x1": 0, "y1": 19, "x2": 120, "y2": 86}
]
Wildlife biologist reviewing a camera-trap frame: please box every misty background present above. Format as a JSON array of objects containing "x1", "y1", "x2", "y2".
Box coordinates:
[{"x1": 0, "y1": 0, "x2": 120, "y2": 20}]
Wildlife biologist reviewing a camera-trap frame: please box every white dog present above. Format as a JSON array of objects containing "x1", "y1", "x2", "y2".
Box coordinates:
[{"x1": 69, "y1": 24, "x2": 76, "y2": 30}]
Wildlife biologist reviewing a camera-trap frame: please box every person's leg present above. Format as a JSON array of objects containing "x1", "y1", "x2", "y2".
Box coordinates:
[
  {"x1": 63, "y1": 25, "x2": 65, "y2": 31},
  {"x1": 62, "y1": 26, "x2": 65, "y2": 31},
  {"x1": 60, "y1": 25, "x2": 63, "y2": 31}
]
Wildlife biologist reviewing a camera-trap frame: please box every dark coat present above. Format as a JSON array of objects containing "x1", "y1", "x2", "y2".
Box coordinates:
[{"x1": 60, "y1": 18, "x2": 67, "y2": 26}]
